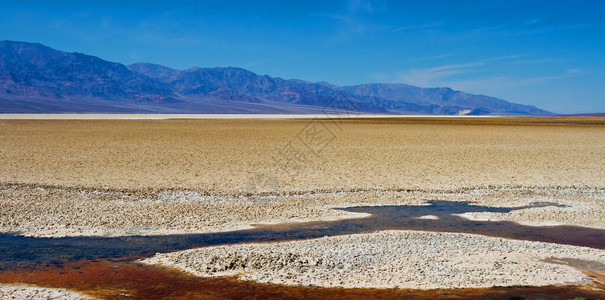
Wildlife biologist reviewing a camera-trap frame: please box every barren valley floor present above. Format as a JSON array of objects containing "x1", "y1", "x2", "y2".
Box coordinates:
[{"x1": 0, "y1": 116, "x2": 604, "y2": 298}]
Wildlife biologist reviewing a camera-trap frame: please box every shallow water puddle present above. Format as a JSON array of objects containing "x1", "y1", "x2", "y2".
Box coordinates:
[
  {"x1": 1, "y1": 201, "x2": 605, "y2": 298},
  {"x1": 0, "y1": 259, "x2": 604, "y2": 299}
]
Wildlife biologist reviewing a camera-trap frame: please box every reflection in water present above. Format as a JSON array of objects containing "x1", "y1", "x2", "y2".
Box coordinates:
[{"x1": 1, "y1": 200, "x2": 604, "y2": 271}]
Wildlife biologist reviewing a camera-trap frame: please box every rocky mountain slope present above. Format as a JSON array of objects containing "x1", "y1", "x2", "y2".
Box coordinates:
[{"x1": 0, "y1": 41, "x2": 551, "y2": 115}]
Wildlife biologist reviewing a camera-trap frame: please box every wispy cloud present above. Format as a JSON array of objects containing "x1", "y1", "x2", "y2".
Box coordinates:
[
  {"x1": 131, "y1": 32, "x2": 204, "y2": 47},
  {"x1": 160, "y1": 5, "x2": 197, "y2": 17},
  {"x1": 347, "y1": 0, "x2": 376, "y2": 13},
  {"x1": 503, "y1": 58, "x2": 558, "y2": 65},
  {"x1": 409, "y1": 53, "x2": 528, "y2": 65},
  {"x1": 390, "y1": 53, "x2": 586, "y2": 108},
  {"x1": 469, "y1": 19, "x2": 603, "y2": 37},
  {"x1": 46, "y1": 8, "x2": 126, "y2": 42},
  {"x1": 239, "y1": 58, "x2": 281, "y2": 68},
  {"x1": 398, "y1": 62, "x2": 482, "y2": 87},
  {"x1": 398, "y1": 54, "x2": 559, "y2": 87},
  {"x1": 393, "y1": 22, "x2": 444, "y2": 32},
  {"x1": 313, "y1": 0, "x2": 387, "y2": 44},
  {"x1": 506, "y1": 23, "x2": 603, "y2": 37},
  {"x1": 487, "y1": 54, "x2": 528, "y2": 61},
  {"x1": 430, "y1": 69, "x2": 584, "y2": 96},
  {"x1": 409, "y1": 52, "x2": 456, "y2": 62}
]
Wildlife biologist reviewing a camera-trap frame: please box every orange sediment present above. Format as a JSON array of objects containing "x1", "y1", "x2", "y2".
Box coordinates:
[{"x1": 0, "y1": 259, "x2": 603, "y2": 300}]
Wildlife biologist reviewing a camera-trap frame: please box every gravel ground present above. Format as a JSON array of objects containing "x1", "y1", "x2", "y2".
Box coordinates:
[
  {"x1": 142, "y1": 230, "x2": 605, "y2": 289},
  {"x1": 0, "y1": 284, "x2": 89, "y2": 299}
]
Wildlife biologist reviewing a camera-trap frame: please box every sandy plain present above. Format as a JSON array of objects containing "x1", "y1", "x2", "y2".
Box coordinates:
[{"x1": 0, "y1": 116, "x2": 604, "y2": 291}]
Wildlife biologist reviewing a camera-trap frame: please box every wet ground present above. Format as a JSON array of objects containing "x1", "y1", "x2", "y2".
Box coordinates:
[
  {"x1": 1, "y1": 201, "x2": 604, "y2": 299},
  {"x1": 1, "y1": 259, "x2": 604, "y2": 299}
]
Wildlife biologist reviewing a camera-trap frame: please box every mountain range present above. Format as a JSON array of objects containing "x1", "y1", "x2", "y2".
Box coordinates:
[{"x1": 0, "y1": 41, "x2": 551, "y2": 115}]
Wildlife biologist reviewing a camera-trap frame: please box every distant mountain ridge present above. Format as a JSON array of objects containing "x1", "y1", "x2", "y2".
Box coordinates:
[{"x1": 0, "y1": 41, "x2": 551, "y2": 115}]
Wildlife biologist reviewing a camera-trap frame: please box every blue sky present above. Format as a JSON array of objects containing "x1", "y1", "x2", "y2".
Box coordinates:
[{"x1": 1, "y1": 0, "x2": 604, "y2": 113}]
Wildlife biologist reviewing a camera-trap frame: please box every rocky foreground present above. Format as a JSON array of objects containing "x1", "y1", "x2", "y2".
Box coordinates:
[{"x1": 142, "y1": 230, "x2": 605, "y2": 289}]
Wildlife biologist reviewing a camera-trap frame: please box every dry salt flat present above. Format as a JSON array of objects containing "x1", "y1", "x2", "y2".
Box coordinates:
[
  {"x1": 1, "y1": 185, "x2": 603, "y2": 238},
  {"x1": 0, "y1": 117, "x2": 603, "y2": 293},
  {"x1": 142, "y1": 230, "x2": 605, "y2": 289}
]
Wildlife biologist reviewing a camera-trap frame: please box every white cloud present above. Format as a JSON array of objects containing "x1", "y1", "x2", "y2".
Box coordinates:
[
  {"x1": 488, "y1": 54, "x2": 528, "y2": 61},
  {"x1": 430, "y1": 69, "x2": 583, "y2": 96},
  {"x1": 397, "y1": 62, "x2": 482, "y2": 87},
  {"x1": 396, "y1": 54, "x2": 565, "y2": 88}
]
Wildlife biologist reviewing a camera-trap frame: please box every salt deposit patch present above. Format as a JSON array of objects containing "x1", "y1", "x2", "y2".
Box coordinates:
[
  {"x1": 0, "y1": 284, "x2": 89, "y2": 299},
  {"x1": 142, "y1": 230, "x2": 605, "y2": 289}
]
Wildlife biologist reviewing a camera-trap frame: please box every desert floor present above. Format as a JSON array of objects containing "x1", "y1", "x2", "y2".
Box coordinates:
[{"x1": 0, "y1": 116, "x2": 604, "y2": 294}]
